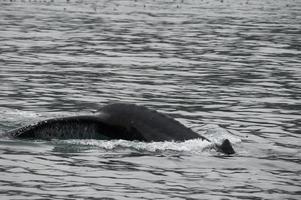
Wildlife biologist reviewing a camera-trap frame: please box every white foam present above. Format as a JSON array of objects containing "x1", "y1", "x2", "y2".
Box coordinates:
[
  {"x1": 47, "y1": 124, "x2": 242, "y2": 154},
  {"x1": 54, "y1": 138, "x2": 214, "y2": 153}
]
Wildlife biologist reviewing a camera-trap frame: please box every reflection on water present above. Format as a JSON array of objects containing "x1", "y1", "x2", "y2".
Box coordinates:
[{"x1": 0, "y1": 0, "x2": 300, "y2": 199}]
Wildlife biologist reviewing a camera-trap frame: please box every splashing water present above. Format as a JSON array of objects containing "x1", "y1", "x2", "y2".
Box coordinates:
[{"x1": 48, "y1": 124, "x2": 240, "y2": 154}]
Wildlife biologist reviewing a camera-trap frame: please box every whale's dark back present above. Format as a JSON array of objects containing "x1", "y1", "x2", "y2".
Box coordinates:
[
  {"x1": 97, "y1": 103, "x2": 207, "y2": 142},
  {"x1": 2, "y1": 103, "x2": 235, "y2": 154},
  {"x1": 5, "y1": 103, "x2": 204, "y2": 142}
]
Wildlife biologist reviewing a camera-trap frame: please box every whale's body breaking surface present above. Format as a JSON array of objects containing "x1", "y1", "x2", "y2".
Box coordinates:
[{"x1": 3, "y1": 103, "x2": 235, "y2": 154}]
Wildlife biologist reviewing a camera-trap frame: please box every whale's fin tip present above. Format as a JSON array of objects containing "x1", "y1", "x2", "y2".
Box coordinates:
[{"x1": 217, "y1": 139, "x2": 235, "y2": 155}]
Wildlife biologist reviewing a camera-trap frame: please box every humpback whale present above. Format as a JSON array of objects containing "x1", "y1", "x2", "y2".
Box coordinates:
[{"x1": 3, "y1": 103, "x2": 235, "y2": 154}]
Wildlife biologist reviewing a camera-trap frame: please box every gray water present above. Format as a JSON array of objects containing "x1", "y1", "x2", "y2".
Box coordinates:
[{"x1": 0, "y1": 0, "x2": 300, "y2": 199}]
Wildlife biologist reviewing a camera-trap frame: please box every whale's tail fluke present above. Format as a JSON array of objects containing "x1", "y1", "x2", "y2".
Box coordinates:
[{"x1": 215, "y1": 139, "x2": 235, "y2": 155}]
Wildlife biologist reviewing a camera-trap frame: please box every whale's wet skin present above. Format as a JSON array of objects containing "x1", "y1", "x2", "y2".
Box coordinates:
[{"x1": 3, "y1": 103, "x2": 235, "y2": 154}]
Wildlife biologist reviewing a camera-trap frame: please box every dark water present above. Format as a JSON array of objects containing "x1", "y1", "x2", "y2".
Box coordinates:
[{"x1": 0, "y1": 0, "x2": 300, "y2": 199}]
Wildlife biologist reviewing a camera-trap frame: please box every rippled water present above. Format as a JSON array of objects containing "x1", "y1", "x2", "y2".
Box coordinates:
[{"x1": 0, "y1": 0, "x2": 300, "y2": 199}]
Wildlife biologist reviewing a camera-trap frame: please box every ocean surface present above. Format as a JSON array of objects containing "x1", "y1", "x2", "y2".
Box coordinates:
[{"x1": 0, "y1": 0, "x2": 300, "y2": 199}]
